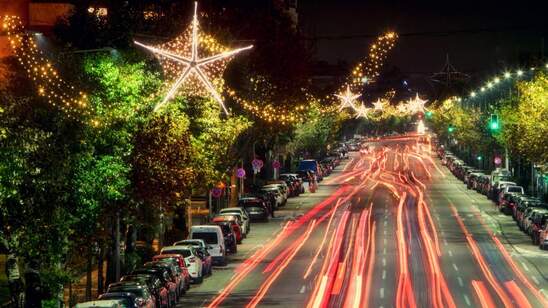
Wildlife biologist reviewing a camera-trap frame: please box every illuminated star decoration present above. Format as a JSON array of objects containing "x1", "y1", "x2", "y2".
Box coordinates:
[
  {"x1": 406, "y1": 93, "x2": 428, "y2": 114},
  {"x1": 354, "y1": 103, "x2": 371, "y2": 119},
  {"x1": 397, "y1": 103, "x2": 408, "y2": 114},
  {"x1": 372, "y1": 98, "x2": 386, "y2": 111},
  {"x1": 335, "y1": 86, "x2": 361, "y2": 111},
  {"x1": 134, "y1": 2, "x2": 253, "y2": 114}
]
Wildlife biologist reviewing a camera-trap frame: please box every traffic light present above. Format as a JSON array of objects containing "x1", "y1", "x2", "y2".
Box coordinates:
[
  {"x1": 489, "y1": 114, "x2": 500, "y2": 131},
  {"x1": 476, "y1": 155, "x2": 483, "y2": 161},
  {"x1": 448, "y1": 125, "x2": 455, "y2": 133},
  {"x1": 425, "y1": 110, "x2": 433, "y2": 119}
]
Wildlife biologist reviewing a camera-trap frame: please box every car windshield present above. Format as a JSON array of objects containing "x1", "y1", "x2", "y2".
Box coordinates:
[
  {"x1": 192, "y1": 232, "x2": 218, "y2": 244},
  {"x1": 162, "y1": 249, "x2": 192, "y2": 257},
  {"x1": 508, "y1": 187, "x2": 522, "y2": 193}
]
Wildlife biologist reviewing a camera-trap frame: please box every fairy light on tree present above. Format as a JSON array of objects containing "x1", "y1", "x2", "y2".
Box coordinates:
[
  {"x1": 372, "y1": 98, "x2": 386, "y2": 111},
  {"x1": 3, "y1": 15, "x2": 91, "y2": 123},
  {"x1": 134, "y1": 2, "x2": 252, "y2": 114},
  {"x1": 354, "y1": 103, "x2": 371, "y2": 119}
]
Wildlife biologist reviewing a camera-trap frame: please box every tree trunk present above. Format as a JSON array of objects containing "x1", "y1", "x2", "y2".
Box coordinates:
[
  {"x1": 97, "y1": 245, "x2": 104, "y2": 295},
  {"x1": 85, "y1": 246, "x2": 92, "y2": 300}
]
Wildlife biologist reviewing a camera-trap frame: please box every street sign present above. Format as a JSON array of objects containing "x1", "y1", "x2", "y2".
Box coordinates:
[
  {"x1": 236, "y1": 168, "x2": 246, "y2": 178},
  {"x1": 272, "y1": 160, "x2": 281, "y2": 169}
]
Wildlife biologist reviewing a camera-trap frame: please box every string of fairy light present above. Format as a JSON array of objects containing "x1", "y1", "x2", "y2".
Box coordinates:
[
  {"x1": 3, "y1": 16, "x2": 94, "y2": 125},
  {"x1": 347, "y1": 32, "x2": 398, "y2": 90},
  {"x1": 226, "y1": 31, "x2": 399, "y2": 124}
]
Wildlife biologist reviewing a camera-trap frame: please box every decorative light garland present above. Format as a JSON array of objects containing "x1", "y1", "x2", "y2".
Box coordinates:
[
  {"x1": 134, "y1": 2, "x2": 252, "y2": 114},
  {"x1": 347, "y1": 31, "x2": 398, "y2": 90},
  {"x1": 3, "y1": 15, "x2": 92, "y2": 124}
]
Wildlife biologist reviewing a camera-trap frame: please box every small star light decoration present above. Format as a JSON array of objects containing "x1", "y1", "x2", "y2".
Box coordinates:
[
  {"x1": 372, "y1": 98, "x2": 386, "y2": 111},
  {"x1": 406, "y1": 93, "x2": 428, "y2": 114},
  {"x1": 335, "y1": 86, "x2": 361, "y2": 111},
  {"x1": 354, "y1": 103, "x2": 371, "y2": 119},
  {"x1": 135, "y1": 2, "x2": 252, "y2": 114}
]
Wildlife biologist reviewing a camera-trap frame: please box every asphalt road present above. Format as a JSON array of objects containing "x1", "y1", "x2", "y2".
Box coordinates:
[{"x1": 178, "y1": 134, "x2": 548, "y2": 308}]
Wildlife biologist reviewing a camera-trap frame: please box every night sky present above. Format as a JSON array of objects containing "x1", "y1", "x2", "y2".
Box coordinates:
[{"x1": 299, "y1": 0, "x2": 546, "y2": 93}]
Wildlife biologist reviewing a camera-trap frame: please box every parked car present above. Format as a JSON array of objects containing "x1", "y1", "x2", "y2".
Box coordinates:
[
  {"x1": 238, "y1": 198, "x2": 270, "y2": 221},
  {"x1": 119, "y1": 274, "x2": 166, "y2": 308},
  {"x1": 160, "y1": 245, "x2": 204, "y2": 283},
  {"x1": 280, "y1": 173, "x2": 305, "y2": 194},
  {"x1": 219, "y1": 207, "x2": 251, "y2": 236},
  {"x1": 171, "y1": 240, "x2": 213, "y2": 276},
  {"x1": 106, "y1": 281, "x2": 156, "y2": 308},
  {"x1": 530, "y1": 211, "x2": 548, "y2": 245},
  {"x1": 152, "y1": 254, "x2": 191, "y2": 292},
  {"x1": 145, "y1": 259, "x2": 186, "y2": 298},
  {"x1": 75, "y1": 300, "x2": 127, "y2": 308},
  {"x1": 131, "y1": 266, "x2": 177, "y2": 306},
  {"x1": 98, "y1": 292, "x2": 140, "y2": 308},
  {"x1": 539, "y1": 224, "x2": 548, "y2": 250},
  {"x1": 259, "y1": 186, "x2": 284, "y2": 208},
  {"x1": 212, "y1": 215, "x2": 243, "y2": 244},
  {"x1": 215, "y1": 222, "x2": 238, "y2": 254},
  {"x1": 189, "y1": 225, "x2": 226, "y2": 266},
  {"x1": 499, "y1": 192, "x2": 522, "y2": 214},
  {"x1": 523, "y1": 208, "x2": 548, "y2": 235},
  {"x1": 498, "y1": 185, "x2": 524, "y2": 204}
]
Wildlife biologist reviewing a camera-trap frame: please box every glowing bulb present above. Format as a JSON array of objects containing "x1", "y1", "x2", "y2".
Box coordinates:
[
  {"x1": 504, "y1": 72, "x2": 511, "y2": 79},
  {"x1": 480, "y1": 87, "x2": 486, "y2": 92},
  {"x1": 516, "y1": 70, "x2": 523, "y2": 76}
]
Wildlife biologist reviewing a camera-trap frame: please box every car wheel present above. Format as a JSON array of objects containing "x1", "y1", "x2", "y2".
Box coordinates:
[
  {"x1": 232, "y1": 244, "x2": 238, "y2": 253},
  {"x1": 195, "y1": 275, "x2": 204, "y2": 284}
]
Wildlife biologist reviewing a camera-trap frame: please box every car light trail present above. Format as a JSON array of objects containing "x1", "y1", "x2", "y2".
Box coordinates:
[
  {"x1": 451, "y1": 205, "x2": 514, "y2": 308},
  {"x1": 246, "y1": 220, "x2": 317, "y2": 308},
  {"x1": 471, "y1": 213, "x2": 548, "y2": 306},
  {"x1": 303, "y1": 199, "x2": 345, "y2": 279},
  {"x1": 472, "y1": 280, "x2": 497, "y2": 308},
  {"x1": 307, "y1": 210, "x2": 351, "y2": 308}
]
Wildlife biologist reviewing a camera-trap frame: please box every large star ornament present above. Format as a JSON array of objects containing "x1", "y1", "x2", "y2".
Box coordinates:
[
  {"x1": 335, "y1": 86, "x2": 361, "y2": 111},
  {"x1": 135, "y1": 2, "x2": 253, "y2": 114},
  {"x1": 406, "y1": 93, "x2": 428, "y2": 114}
]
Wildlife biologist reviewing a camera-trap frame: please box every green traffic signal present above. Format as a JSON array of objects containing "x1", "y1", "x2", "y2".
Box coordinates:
[
  {"x1": 448, "y1": 125, "x2": 455, "y2": 133},
  {"x1": 489, "y1": 114, "x2": 500, "y2": 131},
  {"x1": 425, "y1": 111, "x2": 433, "y2": 118}
]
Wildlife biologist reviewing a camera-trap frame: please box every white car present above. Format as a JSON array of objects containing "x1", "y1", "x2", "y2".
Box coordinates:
[
  {"x1": 190, "y1": 225, "x2": 226, "y2": 265},
  {"x1": 259, "y1": 186, "x2": 285, "y2": 207},
  {"x1": 219, "y1": 207, "x2": 251, "y2": 236},
  {"x1": 161, "y1": 245, "x2": 204, "y2": 283},
  {"x1": 497, "y1": 184, "x2": 522, "y2": 204},
  {"x1": 75, "y1": 300, "x2": 126, "y2": 308}
]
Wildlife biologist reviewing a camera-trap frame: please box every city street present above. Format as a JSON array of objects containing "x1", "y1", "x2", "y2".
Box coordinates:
[
  {"x1": 182, "y1": 135, "x2": 548, "y2": 308},
  {"x1": 1, "y1": 2, "x2": 546, "y2": 307}
]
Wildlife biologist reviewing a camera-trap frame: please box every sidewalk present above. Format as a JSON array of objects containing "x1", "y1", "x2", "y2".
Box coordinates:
[{"x1": 176, "y1": 164, "x2": 346, "y2": 307}]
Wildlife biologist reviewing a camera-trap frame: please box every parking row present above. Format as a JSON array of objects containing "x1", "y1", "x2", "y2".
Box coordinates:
[{"x1": 440, "y1": 149, "x2": 548, "y2": 251}]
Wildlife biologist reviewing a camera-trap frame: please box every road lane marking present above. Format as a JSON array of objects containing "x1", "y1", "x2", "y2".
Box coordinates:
[
  {"x1": 380, "y1": 287, "x2": 385, "y2": 299},
  {"x1": 448, "y1": 250, "x2": 453, "y2": 257},
  {"x1": 443, "y1": 239, "x2": 448, "y2": 246},
  {"x1": 532, "y1": 276, "x2": 539, "y2": 285},
  {"x1": 300, "y1": 285, "x2": 306, "y2": 294},
  {"x1": 383, "y1": 247, "x2": 386, "y2": 255},
  {"x1": 463, "y1": 294, "x2": 472, "y2": 306},
  {"x1": 384, "y1": 220, "x2": 387, "y2": 227},
  {"x1": 457, "y1": 276, "x2": 464, "y2": 287},
  {"x1": 382, "y1": 258, "x2": 386, "y2": 266},
  {"x1": 452, "y1": 263, "x2": 459, "y2": 272},
  {"x1": 384, "y1": 238, "x2": 387, "y2": 245},
  {"x1": 382, "y1": 270, "x2": 386, "y2": 280},
  {"x1": 383, "y1": 230, "x2": 387, "y2": 235},
  {"x1": 521, "y1": 262, "x2": 530, "y2": 272}
]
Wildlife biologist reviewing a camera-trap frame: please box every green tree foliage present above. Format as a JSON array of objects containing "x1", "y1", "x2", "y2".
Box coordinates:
[
  {"x1": 500, "y1": 73, "x2": 548, "y2": 166},
  {"x1": 132, "y1": 109, "x2": 195, "y2": 208},
  {"x1": 286, "y1": 103, "x2": 346, "y2": 158}
]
